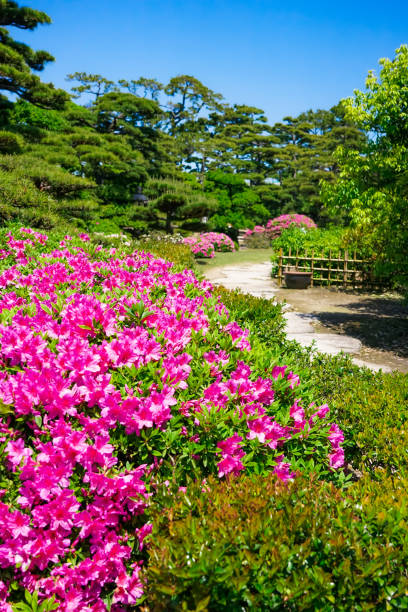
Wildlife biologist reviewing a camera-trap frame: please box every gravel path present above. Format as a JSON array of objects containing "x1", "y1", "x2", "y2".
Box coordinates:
[{"x1": 204, "y1": 261, "x2": 408, "y2": 373}]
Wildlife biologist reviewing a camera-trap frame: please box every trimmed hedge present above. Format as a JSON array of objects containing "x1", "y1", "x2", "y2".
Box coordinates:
[
  {"x1": 213, "y1": 285, "x2": 286, "y2": 346},
  {"x1": 145, "y1": 472, "x2": 408, "y2": 611},
  {"x1": 138, "y1": 238, "x2": 197, "y2": 271}
]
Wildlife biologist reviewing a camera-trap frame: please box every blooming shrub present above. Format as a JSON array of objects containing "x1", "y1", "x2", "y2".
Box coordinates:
[
  {"x1": 201, "y1": 232, "x2": 235, "y2": 253},
  {"x1": 243, "y1": 215, "x2": 317, "y2": 248},
  {"x1": 0, "y1": 227, "x2": 342, "y2": 609},
  {"x1": 183, "y1": 232, "x2": 235, "y2": 258},
  {"x1": 266, "y1": 214, "x2": 317, "y2": 238},
  {"x1": 183, "y1": 235, "x2": 215, "y2": 258}
]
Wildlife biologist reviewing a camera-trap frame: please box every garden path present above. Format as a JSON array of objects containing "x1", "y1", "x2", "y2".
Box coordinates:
[{"x1": 204, "y1": 260, "x2": 408, "y2": 374}]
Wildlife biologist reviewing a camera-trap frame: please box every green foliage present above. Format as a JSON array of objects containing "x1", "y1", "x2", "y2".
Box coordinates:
[
  {"x1": 271, "y1": 225, "x2": 347, "y2": 256},
  {"x1": 214, "y1": 285, "x2": 286, "y2": 346},
  {"x1": 9, "y1": 98, "x2": 69, "y2": 131},
  {"x1": 205, "y1": 170, "x2": 269, "y2": 231},
  {"x1": 0, "y1": 166, "x2": 54, "y2": 225},
  {"x1": 137, "y1": 238, "x2": 197, "y2": 271},
  {"x1": 322, "y1": 45, "x2": 408, "y2": 288},
  {"x1": 0, "y1": 151, "x2": 99, "y2": 229},
  {"x1": 11, "y1": 590, "x2": 58, "y2": 612},
  {"x1": 0, "y1": 129, "x2": 23, "y2": 152},
  {"x1": 0, "y1": 1, "x2": 68, "y2": 108},
  {"x1": 146, "y1": 177, "x2": 217, "y2": 234},
  {"x1": 327, "y1": 370, "x2": 408, "y2": 476},
  {"x1": 145, "y1": 472, "x2": 408, "y2": 611}
]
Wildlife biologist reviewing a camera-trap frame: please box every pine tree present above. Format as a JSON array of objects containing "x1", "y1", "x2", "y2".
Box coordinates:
[{"x1": 0, "y1": 0, "x2": 68, "y2": 108}]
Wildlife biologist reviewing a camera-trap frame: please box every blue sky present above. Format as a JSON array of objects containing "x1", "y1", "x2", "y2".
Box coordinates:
[{"x1": 15, "y1": 0, "x2": 408, "y2": 123}]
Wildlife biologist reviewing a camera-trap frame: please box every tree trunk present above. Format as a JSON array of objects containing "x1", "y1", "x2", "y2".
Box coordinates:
[{"x1": 166, "y1": 213, "x2": 173, "y2": 234}]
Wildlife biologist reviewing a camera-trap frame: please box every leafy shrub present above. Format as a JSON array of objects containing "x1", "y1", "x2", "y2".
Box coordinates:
[
  {"x1": 213, "y1": 285, "x2": 286, "y2": 346},
  {"x1": 201, "y1": 232, "x2": 235, "y2": 252},
  {"x1": 243, "y1": 215, "x2": 317, "y2": 248},
  {"x1": 0, "y1": 130, "x2": 24, "y2": 154},
  {"x1": 271, "y1": 225, "x2": 346, "y2": 256},
  {"x1": 0, "y1": 227, "x2": 345, "y2": 608},
  {"x1": 145, "y1": 472, "x2": 408, "y2": 611},
  {"x1": 183, "y1": 235, "x2": 215, "y2": 258},
  {"x1": 241, "y1": 225, "x2": 271, "y2": 248},
  {"x1": 138, "y1": 238, "x2": 197, "y2": 270},
  {"x1": 327, "y1": 371, "x2": 408, "y2": 475}
]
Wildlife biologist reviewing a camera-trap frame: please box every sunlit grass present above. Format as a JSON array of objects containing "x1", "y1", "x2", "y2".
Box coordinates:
[{"x1": 196, "y1": 248, "x2": 274, "y2": 269}]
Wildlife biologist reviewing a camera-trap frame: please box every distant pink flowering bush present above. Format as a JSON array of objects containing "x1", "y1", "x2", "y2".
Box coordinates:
[
  {"x1": 266, "y1": 214, "x2": 317, "y2": 238},
  {"x1": 183, "y1": 235, "x2": 215, "y2": 258},
  {"x1": 201, "y1": 232, "x2": 235, "y2": 252},
  {"x1": 243, "y1": 215, "x2": 317, "y2": 247},
  {"x1": 183, "y1": 232, "x2": 235, "y2": 258},
  {"x1": 244, "y1": 225, "x2": 266, "y2": 237},
  {"x1": 0, "y1": 227, "x2": 342, "y2": 609}
]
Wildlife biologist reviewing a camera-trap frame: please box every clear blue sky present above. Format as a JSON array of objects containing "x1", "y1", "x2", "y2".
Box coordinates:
[{"x1": 15, "y1": 0, "x2": 408, "y2": 123}]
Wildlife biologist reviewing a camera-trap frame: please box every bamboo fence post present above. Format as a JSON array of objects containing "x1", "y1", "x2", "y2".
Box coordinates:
[
  {"x1": 296, "y1": 248, "x2": 298, "y2": 270},
  {"x1": 328, "y1": 249, "x2": 332, "y2": 287},
  {"x1": 278, "y1": 248, "x2": 283, "y2": 286},
  {"x1": 311, "y1": 249, "x2": 314, "y2": 287},
  {"x1": 343, "y1": 250, "x2": 348, "y2": 287},
  {"x1": 353, "y1": 250, "x2": 357, "y2": 288}
]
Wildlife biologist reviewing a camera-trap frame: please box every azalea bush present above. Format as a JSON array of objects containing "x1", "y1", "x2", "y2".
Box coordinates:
[
  {"x1": 0, "y1": 227, "x2": 344, "y2": 609},
  {"x1": 183, "y1": 232, "x2": 235, "y2": 258},
  {"x1": 183, "y1": 235, "x2": 215, "y2": 258},
  {"x1": 201, "y1": 232, "x2": 235, "y2": 253},
  {"x1": 266, "y1": 214, "x2": 317, "y2": 238},
  {"x1": 243, "y1": 215, "x2": 317, "y2": 248}
]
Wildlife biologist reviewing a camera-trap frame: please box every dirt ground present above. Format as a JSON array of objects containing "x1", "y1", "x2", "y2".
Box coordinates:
[
  {"x1": 204, "y1": 259, "x2": 408, "y2": 373},
  {"x1": 274, "y1": 286, "x2": 408, "y2": 373}
]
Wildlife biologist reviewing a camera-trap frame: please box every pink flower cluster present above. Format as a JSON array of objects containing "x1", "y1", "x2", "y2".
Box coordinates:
[
  {"x1": 201, "y1": 232, "x2": 235, "y2": 253},
  {"x1": 244, "y1": 215, "x2": 317, "y2": 242},
  {"x1": 266, "y1": 214, "x2": 316, "y2": 238},
  {"x1": 244, "y1": 225, "x2": 266, "y2": 237},
  {"x1": 0, "y1": 228, "x2": 342, "y2": 609},
  {"x1": 183, "y1": 235, "x2": 215, "y2": 258},
  {"x1": 183, "y1": 232, "x2": 235, "y2": 258}
]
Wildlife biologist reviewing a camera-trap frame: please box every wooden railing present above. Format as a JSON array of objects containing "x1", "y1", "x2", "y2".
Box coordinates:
[{"x1": 275, "y1": 248, "x2": 377, "y2": 288}]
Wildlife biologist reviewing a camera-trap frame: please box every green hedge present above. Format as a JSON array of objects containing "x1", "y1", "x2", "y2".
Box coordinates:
[
  {"x1": 138, "y1": 239, "x2": 197, "y2": 271},
  {"x1": 145, "y1": 472, "x2": 408, "y2": 611},
  {"x1": 213, "y1": 285, "x2": 286, "y2": 346}
]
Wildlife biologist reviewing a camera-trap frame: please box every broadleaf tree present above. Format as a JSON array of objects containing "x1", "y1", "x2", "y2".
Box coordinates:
[{"x1": 322, "y1": 45, "x2": 408, "y2": 277}]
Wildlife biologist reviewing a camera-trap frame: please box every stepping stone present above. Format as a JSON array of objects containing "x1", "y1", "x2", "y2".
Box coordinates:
[
  {"x1": 352, "y1": 358, "x2": 392, "y2": 373},
  {"x1": 286, "y1": 332, "x2": 362, "y2": 355},
  {"x1": 283, "y1": 312, "x2": 316, "y2": 334}
]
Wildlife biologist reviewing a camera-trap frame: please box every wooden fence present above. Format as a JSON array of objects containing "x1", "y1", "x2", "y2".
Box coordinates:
[{"x1": 276, "y1": 248, "x2": 379, "y2": 288}]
